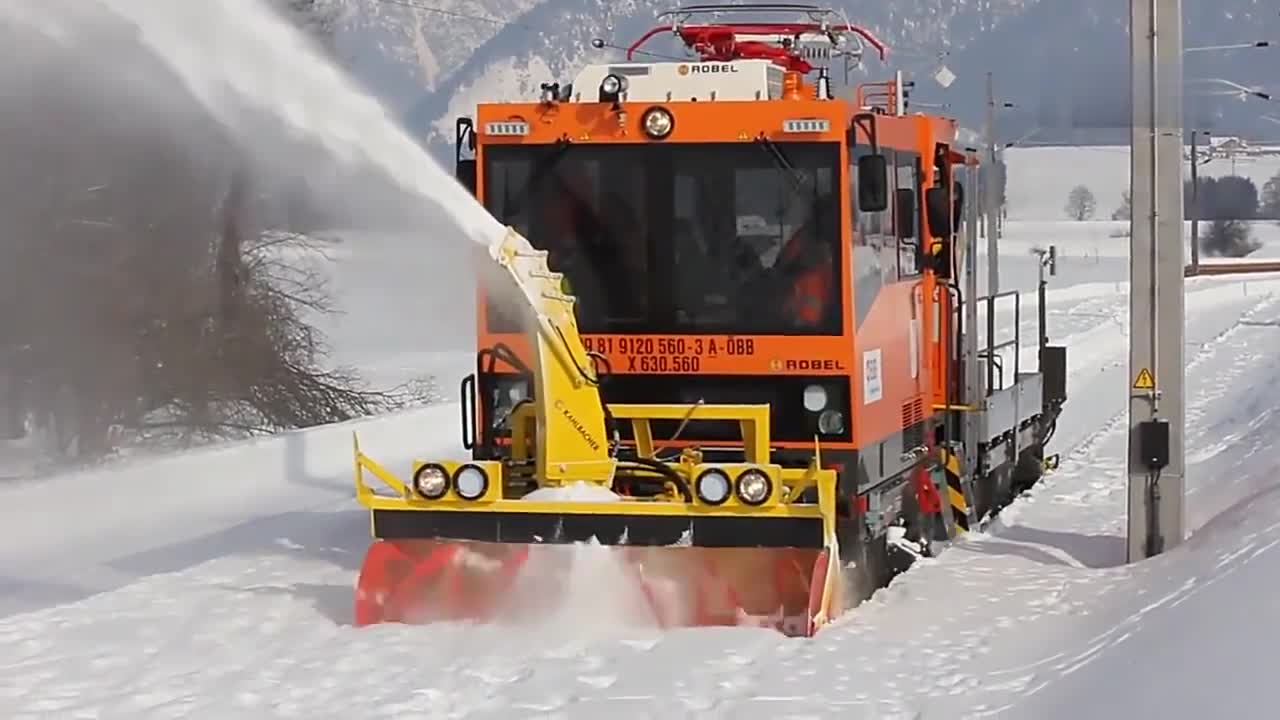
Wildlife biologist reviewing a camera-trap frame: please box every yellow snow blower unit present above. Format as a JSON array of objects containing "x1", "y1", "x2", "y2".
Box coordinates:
[{"x1": 353, "y1": 227, "x2": 844, "y2": 636}]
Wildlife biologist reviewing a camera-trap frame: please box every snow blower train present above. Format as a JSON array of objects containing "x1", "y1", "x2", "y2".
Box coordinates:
[{"x1": 350, "y1": 3, "x2": 1067, "y2": 636}]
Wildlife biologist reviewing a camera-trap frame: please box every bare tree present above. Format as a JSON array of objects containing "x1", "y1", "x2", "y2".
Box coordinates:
[
  {"x1": 1262, "y1": 171, "x2": 1280, "y2": 221},
  {"x1": 1111, "y1": 190, "x2": 1131, "y2": 221},
  {"x1": 0, "y1": 7, "x2": 429, "y2": 467},
  {"x1": 1202, "y1": 220, "x2": 1261, "y2": 258},
  {"x1": 1064, "y1": 184, "x2": 1097, "y2": 221}
]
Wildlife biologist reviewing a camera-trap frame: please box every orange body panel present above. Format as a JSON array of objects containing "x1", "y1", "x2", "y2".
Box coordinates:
[
  {"x1": 476, "y1": 97, "x2": 845, "y2": 147},
  {"x1": 845, "y1": 280, "x2": 919, "y2": 444},
  {"x1": 478, "y1": 332, "x2": 854, "y2": 376},
  {"x1": 470, "y1": 88, "x2": 961, "y2": 452}
]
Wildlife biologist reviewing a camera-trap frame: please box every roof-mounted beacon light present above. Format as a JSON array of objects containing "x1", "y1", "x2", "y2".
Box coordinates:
[{"x1": 599, "y1": 73, "x2": 628, "y2": 103}]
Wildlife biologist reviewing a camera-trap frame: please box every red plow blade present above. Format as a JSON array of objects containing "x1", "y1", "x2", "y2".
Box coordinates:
[{"x1": 354, "y1": 540, "x2": 843, "y2": 636}]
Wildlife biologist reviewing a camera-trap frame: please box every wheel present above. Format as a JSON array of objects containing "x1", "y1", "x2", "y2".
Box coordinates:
[{"x1": 1011, "y1": 445, "x2": 1045, "y2": 496}]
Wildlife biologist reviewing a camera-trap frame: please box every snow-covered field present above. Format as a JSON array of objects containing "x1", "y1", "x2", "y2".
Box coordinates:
[
  {"x1": 5, "y1": 206, "x2": 1280, "y2": 717},
  {"x1": 1004, "y1": 144, "x2": 1280, "y2": 222}
]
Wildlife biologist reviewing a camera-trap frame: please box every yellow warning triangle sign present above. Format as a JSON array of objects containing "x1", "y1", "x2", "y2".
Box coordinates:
[{"x1": 1133, "y1": 367, "x2": 1155, "y2": 390}]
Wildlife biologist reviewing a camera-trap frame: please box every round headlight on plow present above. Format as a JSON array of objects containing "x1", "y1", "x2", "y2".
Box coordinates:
[
  {"x1": 735, "y1": 469, "x2": 773, "y2": 505},
  {"x1": 412, "y1": 463, "x2": 449, "y2": 499},
  {"x1": 453, "y1": 464, "x2": 489, "y2": 500},
  {"x1": 642, "y1": 106, "x2": 673, "y2": 139},
  {"x1": 695, "y1": 468, "x2": 731, "y2": 505}
]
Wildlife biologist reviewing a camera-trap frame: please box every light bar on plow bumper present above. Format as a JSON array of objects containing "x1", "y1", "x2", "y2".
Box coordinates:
[{"x1": 350, "y1": 434, "x2": 839, "y2": 549}]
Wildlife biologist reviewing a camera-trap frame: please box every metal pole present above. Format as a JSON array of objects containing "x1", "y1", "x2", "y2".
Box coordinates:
[
  {"x1": 985, "y1": 72, "x2": 999, "y2": 295},
  {"x1": 1127, "y1": 0, "x2": 1186, "y2": 562},
  {"x1": 1189, "y1": 130, "x2": 1199, "y2": 272},
  {"x1": 1154, "y1": 0, "x2": 1187, "y2": 556},
  {"x1": 1038, "y1": 255, "x2": 1047, "y2": 348},
  {"x1": 963, "y1": 152, "x2": 981, "y2": 480}
]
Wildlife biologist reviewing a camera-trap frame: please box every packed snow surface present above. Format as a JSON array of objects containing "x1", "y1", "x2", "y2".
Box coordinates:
[{"x1": 5, "y1": 221, "x2": 1280, "y2": 717}]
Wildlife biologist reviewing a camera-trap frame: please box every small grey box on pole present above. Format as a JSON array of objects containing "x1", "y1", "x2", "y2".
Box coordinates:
[{"x1": 1127, "y1": 0, "x2": 1187, "y2": 562}]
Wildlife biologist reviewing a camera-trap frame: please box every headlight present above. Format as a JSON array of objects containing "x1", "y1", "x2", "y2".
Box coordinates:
[
  {"x1": 802, "y1": 384, "x2": 828, "y2": 412},
  {"x1": 735, "y1": 469, "x2": 772, "y2": 505},
  {"x1": 818, "y1": 409, "x2": 845, "y2": 434},
  {"x1": 453, "y1": 464, "x2": 489, "y2": 500},
  {"x1": 695, "y1": 468, "x2": 731, "y2": 505},
  {"x1": 412, "y1": 463, "x2": 449, "y2": 499},
  {"x1": 507, "y1": 382, "x2": 528, "y2": 404},
  {"x1": 642, "y1": 107, "x2": 673, "y2": 139}
]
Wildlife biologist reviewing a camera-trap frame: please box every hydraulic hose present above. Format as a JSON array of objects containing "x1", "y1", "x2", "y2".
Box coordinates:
[{"x1": 616, "y1": 456, "x2": 693, "y2": 502}]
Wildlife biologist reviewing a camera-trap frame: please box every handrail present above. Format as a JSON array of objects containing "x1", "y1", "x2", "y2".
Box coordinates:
[{"x1": 974, "y1": 289, "x2": 1021, "y2": 396}]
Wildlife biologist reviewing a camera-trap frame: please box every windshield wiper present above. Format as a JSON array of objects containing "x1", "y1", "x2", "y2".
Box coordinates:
[
  {"x1": 506, "y1": 138, "x2": 574, "y2": 217},
  {"x1": 754, "y1": 135, "x2": 809, "y2": 195}
]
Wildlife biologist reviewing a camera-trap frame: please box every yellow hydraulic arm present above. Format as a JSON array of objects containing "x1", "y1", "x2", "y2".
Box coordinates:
[{"x1": 485, "y1": 227, "x2": 619, "y2": 486}]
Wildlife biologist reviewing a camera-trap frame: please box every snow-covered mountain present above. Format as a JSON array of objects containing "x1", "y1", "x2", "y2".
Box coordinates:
[{"x1": 325, "y1": 0, "x2": 1280, "y2": 152}]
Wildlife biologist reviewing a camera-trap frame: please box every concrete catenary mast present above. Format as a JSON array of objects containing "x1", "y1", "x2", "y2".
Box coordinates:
[{"x1": 1127, "y1": 0, "x2": 1186, "y2": 561}]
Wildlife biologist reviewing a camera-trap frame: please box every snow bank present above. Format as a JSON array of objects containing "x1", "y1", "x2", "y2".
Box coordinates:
[{"x1": 0, "y1": 401, "x2": 464, "y2": 618}]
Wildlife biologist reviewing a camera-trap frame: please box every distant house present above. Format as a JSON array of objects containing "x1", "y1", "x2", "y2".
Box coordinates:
[
  {"x1": 1207, "y1": 136, "x2": 1249, "y2": 156},
  {"x1": 1185, "y1": 135, "x2": 1280, "y2": 162}
]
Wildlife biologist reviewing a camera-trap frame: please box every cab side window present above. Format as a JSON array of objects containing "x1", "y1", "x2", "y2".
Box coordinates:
[
  {"x1": 895, "y1": 152, "x2": 922, "y2": 278},
  {"x1": 849, "y1": 144, "x2": 894, "y2": 329},
  {"x1": 847, "y1": 146, "x2": 861, "y2": 245}
]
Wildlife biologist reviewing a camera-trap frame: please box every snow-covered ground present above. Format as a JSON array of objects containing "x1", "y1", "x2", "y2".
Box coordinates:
[{"x1": 6, "y1": 210, "x2": 1280, "y2": 717}]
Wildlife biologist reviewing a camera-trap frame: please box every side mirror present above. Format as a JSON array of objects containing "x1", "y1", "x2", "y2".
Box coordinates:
[
  {"x1": 895, "y1": 188, "x2": 916, "y2": 240},
  {"x1": 456, "y1": 159, "x2": 477, "y2": 196},
  {"x1": 857, "y1": 154, "x2": 889, "y2": 212},
  {"x1": 952, "y1": 181, "x2": 965, "y2": 228},
  {"x1": 925, "y1": 186, "x2": 952, "y2": 239},
  {"x1": 455, "y1": 117, "x2": 477, "y2": 196},
  {"x1": 456, "y1": 116, "x2": 477, "y2": 153}
]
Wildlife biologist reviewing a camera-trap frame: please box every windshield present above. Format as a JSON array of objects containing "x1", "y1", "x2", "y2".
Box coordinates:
[{"x1": 481, "y1": 141, "x2": 842, "y2": 335}]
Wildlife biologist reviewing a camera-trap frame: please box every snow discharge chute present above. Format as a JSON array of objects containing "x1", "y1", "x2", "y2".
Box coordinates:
[{"x1": 350, "y1": 227, "x2": 847, "y2": 637}]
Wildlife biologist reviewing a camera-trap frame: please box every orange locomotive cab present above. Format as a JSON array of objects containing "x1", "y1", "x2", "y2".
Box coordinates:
[{"x1": 452, "y1": 3, "x2": 1065, "y2": 593}]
